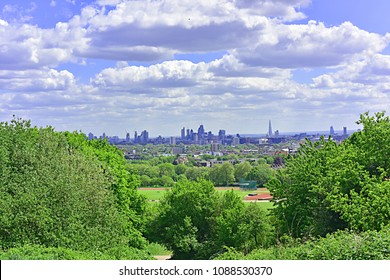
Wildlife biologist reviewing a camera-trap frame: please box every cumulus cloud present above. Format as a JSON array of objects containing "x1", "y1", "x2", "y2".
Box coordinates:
[
  {"x1": 1, "y1": 0, "x2": 390, "y2": 135},
  {"x1": 74, "y1": 0, "x2": 308, "y2": 60},
  {"x1": 92, "y1": 60, "x2": 209, "y2": 90},
  {"x1": 236, "y1": 21, "x2": 390, "y2": 68},
  {"x1": 0, "y1": 21, "x2": 86, "y2": 70},
  {"x1": 0, "y1": 69, "x2": 77, "y2": 92}
]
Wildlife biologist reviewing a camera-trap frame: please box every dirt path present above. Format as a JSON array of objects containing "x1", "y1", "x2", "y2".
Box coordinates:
[{"x1": 154, "y1": 255, "x2": 171, "y2": 260}]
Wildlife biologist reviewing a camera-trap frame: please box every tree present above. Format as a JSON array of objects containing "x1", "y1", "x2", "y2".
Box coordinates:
[
  {"x1": 268, "y1": 111, "x2": 390, "y2": 239},
  {"x1": 247, "y1": 164, "x2": 275, "y2": 187},
  {"x1": 234, "y1": 161, "x2": 252, "y2": 181},
  {"x1": 148, "y1": 184, "x2": 274, "y2": 259},
  {"x1": 0, "y1": 119, "x2": 147, "y2": 256},
  {"x1": 174, "y1": 164, "x2": 187, "y2": 176},
  {"x1": 147, "y1": 180, "x2": 218, "y2": 259},
  {"x1": 158, "y1": 163, "x2": 175, "y2": 177},
  {"x1": 213, "y1": 191, "x2": 273, "y2": 254},
  {"x1": 209, "y1": 162, "x2": 235, "y2": 186},
  {"x1": 184, "y1": 166, "x2": 209, "y2": 181}
]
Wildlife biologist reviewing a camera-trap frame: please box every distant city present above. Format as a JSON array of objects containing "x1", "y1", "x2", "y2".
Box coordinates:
[{"x1": 87, "y1": 120, "x2": 352, "y2": 146}]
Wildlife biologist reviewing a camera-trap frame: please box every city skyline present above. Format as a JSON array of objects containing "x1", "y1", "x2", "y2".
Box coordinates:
[
  {"x1": 89, "y1": 121, "x2": 350, "y2": 140},
  {"x1": 1, "y1": 1, "x2": 390, "y2": 136}
]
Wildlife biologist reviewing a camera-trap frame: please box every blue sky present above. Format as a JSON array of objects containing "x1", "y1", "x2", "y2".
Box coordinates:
[{"x1": 1, "y1": 0, "x2": 390, "y2": 137}]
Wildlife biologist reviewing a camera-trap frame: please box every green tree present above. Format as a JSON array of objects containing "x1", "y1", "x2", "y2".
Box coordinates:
[
  {"x1": 184, "y1": 167, "x2": 209, "y2": 181},
  {"x1": 213, "y1": 192, "x2": 273, "y2": 254},
  {"x1": 174, "y1": 164, "x2": 187, "y2": 176},
  {"x1": 247, "y1": 164, "x2": 275, "y2": 187},
  {"x1": 147, "y1": 180, "x2": 218, "y2": 259},
  {"x1": 268, "y1": 111, "x2": 390, "y2": 239},
  {"x1": 158, "y1": 163, "x2": 175, "y2": 177},
  {"x1": 209, "y1": 162, "x2": 235, "y2": 186},
  {"x1": 234, "y1": 161, "x2": 252, "y2": 181},
  {"x1": 0, "y1": 119, "x2": 147, "y2": 256}
]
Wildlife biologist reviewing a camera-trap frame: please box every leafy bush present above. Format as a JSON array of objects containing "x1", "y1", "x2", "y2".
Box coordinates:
[
  {"x1": 0, "y1": 119, "x2": 147, "y2": 257},
  {"x1": 268, "y1": 112, "x2": 390, "y2": 238},
  {"x1": 148, "y1": 181, "x2": 273, "y2": 259},
  {"x1": 0, "y1": 244, "x2": 153, "y2": 260},
  {"x1": 215, "y1": 226, "x2": 390, "y2": 260}
]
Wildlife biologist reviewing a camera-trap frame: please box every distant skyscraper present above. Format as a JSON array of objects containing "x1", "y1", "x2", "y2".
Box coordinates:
[
  {"x1": 126, "y1": 132, "x2": 130, "y2": 142},
  {"x1": 330, "y1": 126, "x2": 335, "y2": 135},
  {"x1": 198, "y1": 124, "x2": 205, "y2": 143},
  {"x1": 343, "y1": 127, "x2": 347, "y2": 136},
  {"x1": 181, "y1": 127, "x2": 185, "y2": 140},
  {"x1": 140, "y1": 130, "x2": 149, "y2": 144},
  {"x1": 218, "y1": 129, "x2": 226, "y2": 144},
  {"x1": 268, "y1": 120, "x2": 273, "y2": 137},
  {"x1": 198, "y1": 125, "x2": 205, "y2": 138}
]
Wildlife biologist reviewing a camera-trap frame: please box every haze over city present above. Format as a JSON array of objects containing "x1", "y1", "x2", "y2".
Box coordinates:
[{"x1": 1, "y1": 0, "x2": 390, "y2": 136}]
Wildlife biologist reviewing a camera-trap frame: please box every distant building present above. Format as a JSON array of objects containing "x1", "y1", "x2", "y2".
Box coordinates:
[
  {"x1": 198, "y1": 124, "x2": 205, "y2": 143},
  {"x1": 169, "y1": 137, "x2": 176, "y2": 145},
  {"x1": 343, "y1": 127, "x2": 347, "y2": 136},
  {"x1": 181, "y1": 127, "x2": 185, "y2": 140},
  {"x1": 140, "y1": 130, "x2": 149, "y2": 144},
  {"x1": 330, "y1": 126, "x2": 335, "y2": 135},
  {"x1": 211, "y1": 142, "x2": 219, "y2": 152},
  {"x1": 134, "y1": 130, "x2": 149, "y2": 144},
  {"x1": 268, "y1": 120, "x2": 273, "y2": 137},
  {"x1": 218, "y1": 129, "x2": 226, "y2": 144}
]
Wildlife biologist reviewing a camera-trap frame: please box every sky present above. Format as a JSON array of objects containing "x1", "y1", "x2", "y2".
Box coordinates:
[{"x1": 1, "y1": 0, "x2": 390, "y2": 137}]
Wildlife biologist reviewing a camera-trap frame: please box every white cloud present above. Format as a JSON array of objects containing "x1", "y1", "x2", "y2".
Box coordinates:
[
  {"x1": 0, "y1": 18, "x2": 8, "y2": 26},
  {"x1": 0, "y1": 69, "x2": 77, "y2": 91},
  {"x1": 73, "y1": 0, "x2": 308, "y2": 61},
  {"x1": 236, "y1": 21, "x2": 390, "y2": 68},
  {"x1": 1, "y1": 2, "x2": 37, "y2": 23},
  {"x1": 1, "y1": 0, "x2": 390, "y2": 135}
]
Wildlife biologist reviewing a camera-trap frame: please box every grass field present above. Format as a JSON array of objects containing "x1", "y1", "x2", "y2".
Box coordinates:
[{"x1": 138, "y1": 187, "x2": 274, "y2": 210}]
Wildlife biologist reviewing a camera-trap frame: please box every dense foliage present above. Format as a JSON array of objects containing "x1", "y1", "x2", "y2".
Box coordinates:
[
  {"x1": 268, "y1": 111, "x2": 390, "y2": 239},
  {"x1": 147, "y1": 180, "x2": 273, "y2": 259},
  {"x1": 215, "y1": 226, "x2": 390, "y2": 260},
  {"x1": 129, "y1": 155, "x2": 275, "y2": 188},
  {"x1": 0, "y1": 119, "x2": 147, "y2": 259}
]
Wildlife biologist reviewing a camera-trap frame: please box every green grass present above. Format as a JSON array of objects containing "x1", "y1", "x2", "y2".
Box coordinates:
[
  {"x1": 138, "y1": 189, "x2": 168, "y2": 201},
  {"x1": 244, "y1": 201, "x2": 274, "y2": 211},
  {"x1": 139, "y1": 187, "x2": 272, "y2": 204},
  {"x1": 216, "y1": 188, "x2": 270, "y2": 199},
  {"x1": 145, "y1": 243, "x2": 172, "y2": 256}
]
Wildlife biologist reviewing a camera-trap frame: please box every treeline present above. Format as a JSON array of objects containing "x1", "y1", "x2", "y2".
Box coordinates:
[
  {"x1": 129, "y1": 157, "x2": 277, "y2": 188},
  {"x1": 1, "y1": 112, "x2": 389, "y2": 260}
]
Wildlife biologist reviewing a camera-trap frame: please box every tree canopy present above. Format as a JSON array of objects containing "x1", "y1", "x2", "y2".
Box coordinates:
[
  {"x1": 0, "y1": 119, "x2": 147, "y2": 258},
  {"x1": 268, "y1": 112, "x2": 390, "y2": 239}
]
